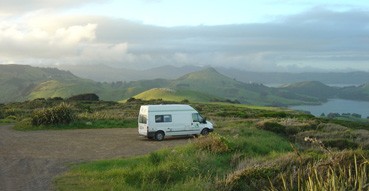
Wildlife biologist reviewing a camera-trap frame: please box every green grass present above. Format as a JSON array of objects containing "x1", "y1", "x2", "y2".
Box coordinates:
[
  {"x1": 55, "y1": 119, "x2": 294, "y2": 191},
  {"x1": 13, "y1": 119, "x2": 137, "y2": 131},
  {"x1": 205, "y1": 102, "x2": 283, "y2": 111},
  {"x1": 3, "y1": 98, "x2": 369, "y2": 190},
  {"x1": 0, "y1": 119, "x2": 17, "y2": 125}
]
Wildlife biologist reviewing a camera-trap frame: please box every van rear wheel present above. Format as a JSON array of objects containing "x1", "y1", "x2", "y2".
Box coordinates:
[
  {"x1": 155, "y1": 131, "x2": 165, "y2": 141},
  {"x1": 201, "y1": 128, "x2": 209, "y2": 136}
]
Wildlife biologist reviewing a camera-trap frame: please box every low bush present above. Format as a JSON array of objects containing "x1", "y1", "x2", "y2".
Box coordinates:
[
  {"x1": 323, "y1": 139, "x2": 359, "y2": 150},
  {"x1": 13, "y1": 118, "x2": 33, "y2": 130},
  {"x1": 220, "y1": 167, "x2": 280, "y2": 191},
  {"x1": 31, "y1": 102, "x2": 75, "y2": 126},
  {"x1": 260, "y1": 122, "x2": 286, "y2": 135},
  {"x1": 216, "y1": 111, "x2": 251, "y2": 118},
  {"x1": 257, "y1": 111, "x2": 291, "y2": 118},
  {"x1": 68, "y1": 93, "x2": 99, "y2": 101},
  {"x1": 149, "y1": 152, "x2": 164, "y2": 165},
  {"x1": 195, "y1": 133, "x2": 235, "y2": 154}
]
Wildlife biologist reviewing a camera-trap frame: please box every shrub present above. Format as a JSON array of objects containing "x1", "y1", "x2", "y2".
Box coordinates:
[
  {"x1": 261, "y1": 122, "x2": 286, "y2": 135},
  {"x1": 257, "y1": 112, "x2": 291, "y2": 118},
  {"x1": 322, "y1": 139, "x2": 359, "y2": 150},
  {"x1": 14, "y1": 118, "x2": 33, "y2": 130},
  {"x1": 181, "y1": 99, "x2": 189, "y2": 103},
  {"x1": 68, "y1": 93, "x2": 99, "y2": 101},
  {"x1": 195, "y1": 133, "x2": 235, "y2": 154},
  {"x1": 5, "y1": 115, "x2": 17, "y2": 120},
  {"x1": 31, "y1": 102, "x2": 75, "y2": 126},
  {"x1": 149, "y1": 152, "x2": 163, "y2": 165},
  {"x1": 222, "y1": 167, "x2": 280, "y2": 191},
  {"x1": 216, "y1": 111, "x2": 250, "y2": 118},
  {"x1": 49, "y1": 97, "x2": 64, "y2": 101}
]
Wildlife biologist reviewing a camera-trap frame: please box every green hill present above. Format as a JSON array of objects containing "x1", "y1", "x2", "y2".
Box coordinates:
[
  {"x1": 278, "y1": 81, "x2": 339, "y2": 100},
  {"x1": 2, "y1": 64, "x2": 369, "y2": 106},
  {"x1": 0, "y1": 65, "x2": 169, "y2": 103},
  {"x1": 168, "y1": 68, "x2": 320, "y2": 106},
  {"x1": 27, "y1": 79, "x2": 103, "y2": 100},
  {"x1": 127, "y1": 88, "x2": 223, "y2": 103},
  {"x1": 0, "y1": 65, "x2": 85, "y2": 102},
  {"x1": 338, "y1": 84, "x2": 369, "y2": 101}
]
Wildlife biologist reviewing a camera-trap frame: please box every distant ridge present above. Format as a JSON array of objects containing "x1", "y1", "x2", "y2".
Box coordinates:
[
  {"x1": 53, "y1": 64, "x2": 369, "y2": 85},
  {"x1": 2, "y1": 64, "x2": 369, "y2": 105},
  {"x1": 55, "y1": 64, "x2": 206, "y2": 82}
]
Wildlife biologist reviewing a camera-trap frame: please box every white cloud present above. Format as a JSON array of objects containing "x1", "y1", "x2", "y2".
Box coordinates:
[
  {"x1": 0, "y1": 5, "x2": 368, "y2": 72},
  {"x1": 0, "y1": 0, "x2": 106, "y2": 16}
]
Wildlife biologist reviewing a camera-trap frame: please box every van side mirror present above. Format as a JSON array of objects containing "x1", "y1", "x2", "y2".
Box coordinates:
[{"x1": 201, "y1": 118, "x2": 207, "y2": 124}]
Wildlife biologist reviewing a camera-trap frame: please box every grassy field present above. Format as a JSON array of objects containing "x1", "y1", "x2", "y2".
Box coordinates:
[
  {"x1": 55, "y1": 120, "x2": 294, "y2": 191},
  {"x1": 54, "y1": 114, "x2": 369, "y2": 191},
  {"x1": 2, "y1": 98, "x2": 369, "y2": 190}
]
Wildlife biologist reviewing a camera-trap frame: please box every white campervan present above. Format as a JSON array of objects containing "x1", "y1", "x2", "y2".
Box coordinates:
[{"x1": 138, "y1": 104, "x2": 214, "y2": 141}]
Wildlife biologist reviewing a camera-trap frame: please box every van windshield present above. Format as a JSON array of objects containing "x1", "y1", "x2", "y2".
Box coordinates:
[
  {"x1": 138, "y1": 114, "x2": 147, "y2": 124},
  {"x1": 192, "y1": 113, "x2": 204, "y2": 122}
]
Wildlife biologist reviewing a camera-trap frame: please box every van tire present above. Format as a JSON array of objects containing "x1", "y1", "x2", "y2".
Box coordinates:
[
  {"x1": 155, "y1": 131, "x2": 165, "y2": 141},
  {"x1": 201, "y1": 128, "x2": 209, "y2": 135}
]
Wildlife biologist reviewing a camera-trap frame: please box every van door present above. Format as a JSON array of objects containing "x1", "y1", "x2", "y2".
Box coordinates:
[{"x1": 191, "y1": 113, "x2": 204, "y2": 132}]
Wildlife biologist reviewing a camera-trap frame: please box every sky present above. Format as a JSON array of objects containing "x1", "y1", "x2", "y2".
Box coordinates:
[{"x1": 0, "y1": 0, "x2": 368, "y2": 72}]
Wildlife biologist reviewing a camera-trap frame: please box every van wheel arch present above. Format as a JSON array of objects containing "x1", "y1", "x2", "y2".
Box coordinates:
[
  {"x1": 155, "y1": 131, "x2": 165, "y2": 141},
  {"x1": 201, "y1": 128, "x2": 210, "y2": 135}
]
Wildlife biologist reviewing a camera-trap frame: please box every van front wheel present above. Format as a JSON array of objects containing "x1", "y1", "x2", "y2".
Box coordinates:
[
  {"x1": 201, "y1": 128, "x2": 209, "y2": 136},
  {"x1": 155, "y1": 131, "x2": 165, "y2": 141}
]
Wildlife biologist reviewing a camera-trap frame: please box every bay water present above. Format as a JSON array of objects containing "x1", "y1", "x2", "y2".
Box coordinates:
[{"x1": 288, "y1": 99, "x2": 369, "y2": 118}]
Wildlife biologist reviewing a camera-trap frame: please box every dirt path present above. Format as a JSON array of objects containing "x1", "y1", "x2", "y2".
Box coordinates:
[{"x1": 0, "y1": 125, "x2": 191, "y2": 191}]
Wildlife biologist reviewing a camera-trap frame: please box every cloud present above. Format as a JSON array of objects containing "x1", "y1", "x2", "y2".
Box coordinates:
[
  {"x1": 0, "y1": 21, "x2": 97, "y2": 59},
  {"x1": 0, "y1": 7, "x2": 368, "y2": 72},
  {"x1": 0, "y1": 0, "x2": 106, "y2": 16}
]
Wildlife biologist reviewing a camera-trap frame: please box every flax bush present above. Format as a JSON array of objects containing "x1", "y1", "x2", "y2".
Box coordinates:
[{"x1": 31, "y1": 102, "x2": 75, "y2": 126}]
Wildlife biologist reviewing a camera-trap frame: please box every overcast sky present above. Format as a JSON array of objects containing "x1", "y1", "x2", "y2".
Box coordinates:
[{"x1": 0, "y1": 0, "x2": 368, "y2": 72}]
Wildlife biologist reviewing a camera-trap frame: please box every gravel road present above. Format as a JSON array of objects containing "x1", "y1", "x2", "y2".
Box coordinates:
[{"x1": 0, "y1": 125, "x2": 190, "y2": 191}]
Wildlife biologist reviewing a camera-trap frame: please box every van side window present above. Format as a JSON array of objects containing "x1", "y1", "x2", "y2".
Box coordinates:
[
  {"x1": 155, "y1": 115, "x2": 172, "y2": 123},
  {"x1": 192, "y1": 113, "x2": 204, "y2": 122},
  {"x1": 138, "y1": 114, "x2": 147, "y2": 124}
]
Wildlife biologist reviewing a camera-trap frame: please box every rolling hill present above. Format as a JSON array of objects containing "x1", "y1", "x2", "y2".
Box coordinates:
[
  {"x1": 54, "y1": 64, "x2": 369, "y2": 85},
  {"x1": 127, "y1": 88, "x2": 224, "y2": 103},
  {"x1": 2, "y1": 64, "x2": 369, "y2": 106},
  {"x1": 167, "y1": 68, "x2": 321, "y2": 106},
  {"x1": 278, "y1": 81, "x2": 339, "y2": 100},
  {"x1": 55, "y1": 64, "x2": 205, "y2": 82},
  {"x1": 0, "y1": 65, "x2": 88, "y2": 102}
]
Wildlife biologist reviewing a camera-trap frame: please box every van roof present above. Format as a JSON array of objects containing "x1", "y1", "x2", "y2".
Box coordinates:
[{"x1": 141, "y1": 104, "x2": 195, "y2": 112}]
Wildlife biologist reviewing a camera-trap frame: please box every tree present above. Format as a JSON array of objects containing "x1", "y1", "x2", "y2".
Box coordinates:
[{"x1": 351, "y1": 113, "x2": 361, "y2": 118}]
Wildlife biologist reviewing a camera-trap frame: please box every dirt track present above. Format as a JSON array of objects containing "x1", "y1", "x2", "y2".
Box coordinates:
[{"x1": 0, "y1": 125, "x2": 191, "y2": 191}]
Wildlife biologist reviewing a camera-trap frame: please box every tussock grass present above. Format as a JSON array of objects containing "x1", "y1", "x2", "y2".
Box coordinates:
[{"x1": 220, "y1": 150, "x2": 369, "y2": 191}]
